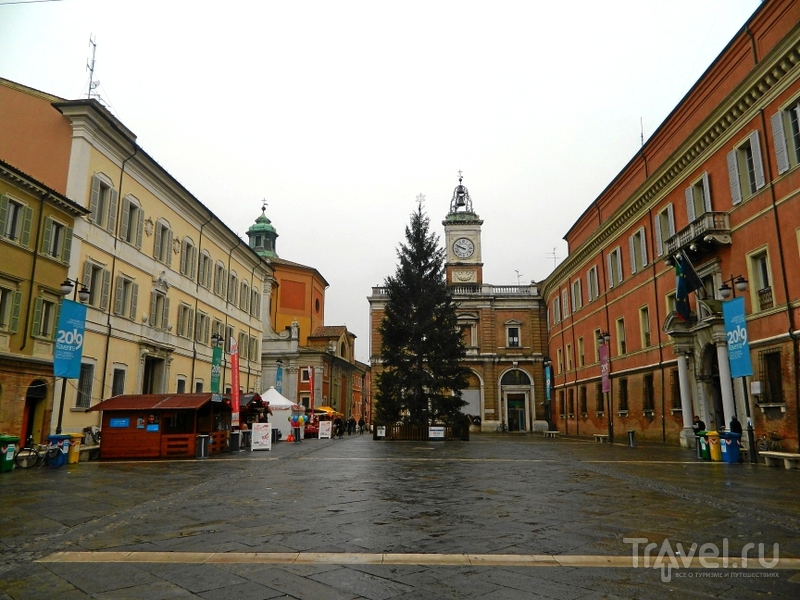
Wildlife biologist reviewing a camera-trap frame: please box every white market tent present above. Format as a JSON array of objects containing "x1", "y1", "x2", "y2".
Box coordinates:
[{"x1": 261, "y1": 386, "x2": 304, "y2": 440}]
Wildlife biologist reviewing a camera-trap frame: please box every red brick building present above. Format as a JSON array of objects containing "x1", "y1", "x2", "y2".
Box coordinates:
[{"x1": 543, "y1": 0, "x2": 800, "y2": 451}]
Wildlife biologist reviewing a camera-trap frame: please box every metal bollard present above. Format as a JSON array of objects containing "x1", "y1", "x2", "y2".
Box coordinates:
[{"x1": 627, "y1": 430, "x2": 636, "y2": 448}]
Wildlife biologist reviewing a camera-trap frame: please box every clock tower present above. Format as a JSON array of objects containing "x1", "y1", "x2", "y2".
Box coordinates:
[{"x1": 443, "y1": 175, "x2": 483, "y2": 286}]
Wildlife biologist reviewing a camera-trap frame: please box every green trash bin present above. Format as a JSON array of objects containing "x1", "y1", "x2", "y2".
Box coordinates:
[
  {"x1": 697, "y1": 431, "x2": 711, "y2": 460},
  {"x1": 0, "y1": 434, "x2": 20, "y2": 472}
]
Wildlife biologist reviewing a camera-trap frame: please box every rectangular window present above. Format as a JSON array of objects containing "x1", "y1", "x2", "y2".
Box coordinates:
[
  {"x1": 670, "y1": 368, "x2": 680, "y2": 410},
  {"x1": 587, "y1": 266, "x2": 599, "y2": 302},
  {"x1": 114, "y1": 275, "x2": 138, "y2": 320},
  {"x1": 566, "y1": 344, "x2": 572, "y2": 371},
  {"x1": 301, "y1": 368, "x2": 311, "y2": 382},
  {"x1": 628, "y1": 227, "x2": 648, "y2": 274},
  {"x1": 112, "y1": 368, "x2": 126, "y2": 397},
  {"x1": 32, "y1": 296, "x2": 57, "y2": 340},
  {"x1": 225, "y1": 325, "x2": 234, "y2": 353},
  {"x1": 562, "y1": 289, "x2": 569, "y2": 318},
  {"x1": 618, "y1": 378, "x2": 629, "y2": 412},
  {"x1": 595, "y1": 382, "x2": 604, "y2": 414},
  {"x1": 557, "y1": 347, "x2": 563, "y2": 374},
  {"x1": 198, "y1": 252, "x2": 212, "y2": 288},
  {"x1": 579, "y1": 386, "x2": 587, "y2": 415},
  {"x1": 654, "y1": 204, "x2": 675, "y2": 257},
  {"x1": 176, "y1": 378, "x2": 186, "y2": 394},
  {"x1": 41, "y1": 218, "x2": 72, "y2": 263},
  {"x1": 607, "y1": 247, "x2": 623, "y2": 288},
  {"x1": 251, "y1": 288, "x2": 261, "y2": 317},
  {"x1": 240, "y1": 282, "x2": 250, "y2": 312},
  {"x1": 639, "y1": 305, "x2": 651, "y2": 348},
  {"x1": 83, "y1": 261, "x2": 111, "y2": 310},
  {"x1": 552, "y1": 296, "x2": 561, "y2": 325},
  {"x1": 593, "y1": 328, "x2": 601, "y2": 363},
  {"x1": 154, "y1": 221, "x2": 173, "y2": 266},
  {"x1": 685, "y1": 172, "x2": 712, "y2": 222},
  {"x1": 177, "y1": 303, "x2": 194, "y2": 339},
  {"x1": 149, "y1": 290, "x2": 169, "y2": 331},
  {"x1": 195, "y1": 381, "x2": 204, "y2": 393},
  {"x1": 0, "y1": 285, "x2": 22, "y2": 333},
  {"x1": 666, "y1": 291, "x2": 676, "y2": 315},
  {"x1": 727, "y1": 131, "x2": 766, "y2": 204},
  {"x1": 249, "y1": 336, "x2": 258, "y2": 362},
  {"x1": 642, "y1": 373, "x2": 654, "y2": 412},
  {"x1": 195, "y1": 312, "x2": 210, "y2": 345},
  {"x1": 212, "y1": 319, "x2": 223, "y2": 342},
  {"x1": 507, "y1": 326, "x2": 520, "y2": 348},
  {"x1": 772, "y1": 99, "x2": 800, "y2": 174},
  {"x1": 758, "y1": 349, "x2": 783, "y2": 404},
  {"x1": 214, "y1": 263, "x2": 227, "y2": 297},
  {"x1": 77, "y1": 363, "x2": 94, "y2": 409},
  {"x1": 577, "y1": 336, "x2": 585, "y2": 367},
  {"x1": 238, "y1": 331, "x2": 248, "y2": 360},
  {"x1": 180, "y1": 239, "x2": 197, "y2": 280},
  {"x1": 228, "y1": 273, "x2": 239, "y2": 305},
  {"x1": 571, "y1": 279, "x2": 582, "y2": 312},
  {"x1": 120, "y1": 198, "x2": 143, "y2": 248},
  {"x1": 749, "y1": 250, "x2": 773, "y2": 311},
  {"x1": 558, "y1": 391, "x2": 565, "y2": 417},
  {"x1": 0, "y1": 195, "x2": 31, "y2": 246},
  {"x1": 89, "y1": 175, "x2": 118, "y2": 232},
  {"x1": 567, "y1": 388, "x2": 575, "y2": 417},
  {"x1": 616, "y1": 318, "x2": 626, "y2": 355}
]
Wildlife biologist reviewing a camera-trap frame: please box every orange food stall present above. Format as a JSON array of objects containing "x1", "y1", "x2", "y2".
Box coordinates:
[{"x1": 88, "y1": 393, "x2": 231, "y2": 459}]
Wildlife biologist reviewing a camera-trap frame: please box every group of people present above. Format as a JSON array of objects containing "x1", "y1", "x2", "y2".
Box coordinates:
[
  {"x1": 692, "y1": 414, "x2": 743, "y2": 435},
  {"x1": 332, "y1": 415, "x2": 366, "y2": 438}
]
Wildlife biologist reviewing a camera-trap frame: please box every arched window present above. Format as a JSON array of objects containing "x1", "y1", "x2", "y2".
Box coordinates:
[{"x1": 500, "y1": 369, "x2": 531, "y2": 386}]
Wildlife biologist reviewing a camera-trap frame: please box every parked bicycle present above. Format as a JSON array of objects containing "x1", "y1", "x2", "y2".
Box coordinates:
[
  {"x1": 495, "y1": 422, "x2": 507, "y2": 433},
  {"x1": 756, "y1": 431, "x2": 783, "y2": 452},
  {"x1": 14, "y1": 436, "x2": 67, "y2": 469}
]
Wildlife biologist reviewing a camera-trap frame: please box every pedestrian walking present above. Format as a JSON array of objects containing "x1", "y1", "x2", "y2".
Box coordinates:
[{"x1": 358, "y1": 416, "x2": 365, "y2": 434}]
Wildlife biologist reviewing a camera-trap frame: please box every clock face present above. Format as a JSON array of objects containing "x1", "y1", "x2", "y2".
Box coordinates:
[{"x1": 453, "y1": 237, "x2": 474, "y2": 259}]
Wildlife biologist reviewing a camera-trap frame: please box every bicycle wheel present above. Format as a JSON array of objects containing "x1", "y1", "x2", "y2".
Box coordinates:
[
  {"x1": 770, "y1": 440, "x2": 783, "y2": 452},
  {"x1": 756, "y1": 439, "x2": 768, "y2": 452},
  {"x1": 14, "y1": 448, "x2": 41, "y2": 469},
  {"x1": 46, "y1": 447, "x2": 66, "y2": 468}
]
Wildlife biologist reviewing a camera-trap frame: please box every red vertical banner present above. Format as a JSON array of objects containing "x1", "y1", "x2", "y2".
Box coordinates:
[
  {"x1": 230, "y1": 337, "x2": 240, "y2": 427},
  {"x1": 308, "y1": 366, "x2": 315, "y2": 412}
]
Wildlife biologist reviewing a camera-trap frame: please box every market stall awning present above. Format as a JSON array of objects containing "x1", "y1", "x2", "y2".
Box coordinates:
[{"x1": 88, "y1": 393, "x2": 222, "y2": 412}]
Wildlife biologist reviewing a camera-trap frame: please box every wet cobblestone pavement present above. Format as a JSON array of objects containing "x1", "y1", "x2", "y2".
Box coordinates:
[{"x1": 1, "y1": 433, "x2": 799, "y2": 599}]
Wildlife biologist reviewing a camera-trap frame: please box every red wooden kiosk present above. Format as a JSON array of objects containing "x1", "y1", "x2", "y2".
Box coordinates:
[{"x1": 88, "y1": 394, "x2": 231, "y2": 459}]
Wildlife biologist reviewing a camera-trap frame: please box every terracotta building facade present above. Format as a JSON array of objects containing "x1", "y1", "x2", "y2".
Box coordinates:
[{"x1": 543, "y1": 0, "x2": 800, "y2": 451}]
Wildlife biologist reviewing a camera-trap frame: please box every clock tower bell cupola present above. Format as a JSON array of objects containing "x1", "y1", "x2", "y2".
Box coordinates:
[{"x1": 443, "y1": 174, "x2": 483, "y2": 286}]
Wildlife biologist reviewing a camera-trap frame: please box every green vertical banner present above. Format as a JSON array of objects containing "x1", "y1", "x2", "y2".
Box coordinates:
[{"x1": 211, "y1": 345, "x2": 222, "y2": 401}]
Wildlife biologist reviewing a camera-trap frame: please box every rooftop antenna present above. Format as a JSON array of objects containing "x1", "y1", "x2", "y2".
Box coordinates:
[
  {"x1": 546, "y1": 247, "x2": 560, "y2": 270},
  {"x1": 86, "y1": 35, "x2": 104, "y2": 104},
  {"x1": 514, "y1": 270, "x2": 523, "y2": 285},
  {"x1": 640, "y1": 117, "x2": 644, "y2": 147}
]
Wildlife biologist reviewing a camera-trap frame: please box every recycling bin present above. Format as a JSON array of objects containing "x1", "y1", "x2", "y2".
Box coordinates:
[
  {"x1": 720, "y1": 432, "x2": 742, "y2": 464},
  {"x1": 47, "y1": 434, "x2": 71, "y2": 468},
  {"x1": 706, "y1": 431, "x2": 722, "y2": 461},
  {"x1": 229, "y1": 430, "x2": 242, "y2": 452},
  {"x1": 68, "y1": 434, "x2": 83, "y2": 464},
  {"x1": 697, "y1": 431, "x2": 710, "y2": 460},
  {"x1": 195, "y1": 435, "x2": 210, "y2": 459},
  {"x1": 694, "y1": 433, "x2": 704, "y2": 459},
  {"x1": 0, "y1": 434, "x2": 20, "y2": 473},
  {"x1": 271, "y1": 425, "x2": 280, "y2": 444}
]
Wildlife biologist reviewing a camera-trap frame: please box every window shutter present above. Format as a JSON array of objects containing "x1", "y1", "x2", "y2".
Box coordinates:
[
  {"x1": 154, "y1": 223, "x2": 162, "y2": 260},
  {"x1": 161, "y1": 297, "x2": 170, "y2": 331},
  {"x1": 166, "y1": 230, "x2": 173, "y2": 268},
  {"x1": 616, "y1": 250, "x2": 623, "y2": 283},
  {"x1": 772, "y1": 111, "x2": 790, "y2": 175},
  {"x1": 9, "y1": 291, "x2": 22, "y2": 333},
  {"x1": 180, "y1": 241, "x2": 187, "y2": 275},
  {"x1": 727, "y1": 150, "x2": 742, "y2": 205},
  {"x1": 136, "y1": 210, "x2": 144, "y2": 249},
  {"x1": 702, "y1": 172, "x2": 712, "y2": 213},
  {"x1": 130, "y1": 283, "x2": 138, "y2": 320},
  {"x1": 150, "y1": 291, "x2": 157, "y2": 326},
  {"x1": 100, "y1": 269, "x2": 110, "y2": 310},
  {"x1": 177, "y1": 305, "x2": 184, "y2": 336},
  {"x1": 51, "y1": 303, "x2": 59, "y2": 340},
  {"x1": 221, "y1": 269, "x2": 227, "y2": 298},
  {"x1": 666, "y1": 204, "x2": 675, "y2": 236},
  {"x1": 20, "y1": 206, "x2": 32, "y2": 248},
  {"x1": 61, "y1": 227, "x2": 73, "y2": 264},
  {"x1": 654, "y1": 214, "x2": 663, "y2": 256},
  {"x1": 203, "y1": 314, "x2": 209, "y2": 343},
  {"x1": 119, "y1": 198, "x2": 130, "y2": 242},
  {"x1": 0, "y1": 195, "x2": 8, "y2": 237},
  {"x1": 628, "y1": 235, "x2": 637, "y2": 274},
  {"x1": 640, "y1": 228, "x2": 648, "y2": 266},
  {"x1": 187, "y1": 309, "x2": 194, "y2": 340},
  {"x1": 107, "y1": 189, "x2": 118, "y2": 233},
  {"x1": 607, "y1": 253, "x2": 614, "y2": 288},
  {"x1": 41, "y1": 218, "x2": 52, "y2": 255},
  {"x1": 190, "y1": 246, "x2": 196, "y2": 280},
  {"x1": 685, "y1": 186, "x2": 695, "y2": 223},
  {"x1": 750, "y1": 130, "x2": 766, "y2": 190},
  {"x1": 83, "y1": 262, "x2": 93, "y2": 288},
  {"x1": 89, "y1": 176, "x2": 100, "y2": 223},
  {"x1": 31, "y1": 296, "x2": 43, "y2": 337},
  {"x1": 114, "y1": 276, "x2": 124, "y2": 315}
]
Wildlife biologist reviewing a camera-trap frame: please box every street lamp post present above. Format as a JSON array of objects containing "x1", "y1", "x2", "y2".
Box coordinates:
[
  {"x1": 55, "y1": 278, "x2": 90, "y2": 435},
  {"x1": 598, "y1": 331, "x2": 612, "y2": 443},
  {"x1": 719, "y1": 274, "x2": 757, "y2": 464}
]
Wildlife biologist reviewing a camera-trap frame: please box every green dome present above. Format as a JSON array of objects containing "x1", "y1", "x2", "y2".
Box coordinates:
[{"x1": 247, "y1": 205, "x2": 279, "y2": 258}]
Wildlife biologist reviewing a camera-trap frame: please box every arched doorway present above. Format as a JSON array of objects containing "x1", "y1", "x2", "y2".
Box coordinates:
[
  {"x1": 500, "y1": 369, "x2": 532, "y2": 432},
  {"x1": 700, "y1": 344, "x2": 724, "y2": 432},
  {"x1": 22, "y1": 379, "x2": 48, "y2": 444}
]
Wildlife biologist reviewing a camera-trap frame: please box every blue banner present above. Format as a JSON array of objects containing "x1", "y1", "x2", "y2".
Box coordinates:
[
  {"x1": 276, "y1": 364, "x2": 283, "y2": 393},
  {"x1": 54, "y1": 299, "x2": 87, "y2": 378},
  {"x1": 722, "y1": 296, "x2": 753, "y2": 378},
  {"x1": 544, "y1": 365, "x2": 551, "y2": 401}
]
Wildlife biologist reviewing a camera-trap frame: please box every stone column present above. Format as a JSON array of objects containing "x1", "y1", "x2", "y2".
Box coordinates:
[
  {"x1": 714, "y1": 335, "x2": 736, "y2": 429},
  {"x1": 676, "y1": 349, "x2": 695, "y2": 448}
]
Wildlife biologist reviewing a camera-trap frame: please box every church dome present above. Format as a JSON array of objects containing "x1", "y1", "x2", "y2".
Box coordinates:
[{"x1": 247, "y1": 202, "x2": 279, "y2": 258}]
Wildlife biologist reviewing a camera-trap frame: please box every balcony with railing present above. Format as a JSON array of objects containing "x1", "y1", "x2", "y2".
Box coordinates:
[
  {"x1": 664, "y1": 212, "x2": 731, "y2": 257},
  {"x1": 371, "y1": 284, "x2": 539, "y2": 298}
]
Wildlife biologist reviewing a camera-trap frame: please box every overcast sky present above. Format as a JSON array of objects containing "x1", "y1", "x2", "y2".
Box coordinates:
[{"x1": 0, "y1": 0, "x2": 761, "y2": 362}]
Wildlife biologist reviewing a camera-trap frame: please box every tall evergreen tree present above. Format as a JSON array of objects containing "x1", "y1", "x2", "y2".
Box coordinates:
[{"x1": 375, "y1": 200, "x2": 470, "y2": 426}]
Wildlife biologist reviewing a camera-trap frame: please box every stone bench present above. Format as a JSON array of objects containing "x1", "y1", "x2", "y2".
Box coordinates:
[
  {"x1": 543, "y1": 431, "x2": 560, "y2": 438},
  {"x1": 79, "y1": 444, "x2": 100, "y2": 461},
  {"x1": 760, "y1": 451, "x2": 800, "y2": 469},
  {"x1": 593, "y1": 434, "x2": 610, "y2": 443}
]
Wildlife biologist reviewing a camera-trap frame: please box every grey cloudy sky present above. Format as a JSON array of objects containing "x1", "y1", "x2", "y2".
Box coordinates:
[{"x1": 0, "y1": 0, "x2": 760, "y2": 362}]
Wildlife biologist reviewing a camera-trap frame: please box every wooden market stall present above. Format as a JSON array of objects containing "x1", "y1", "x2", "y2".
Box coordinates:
[{"x1": 88, "y1": 393, "x2": 231, "y2": 459}]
